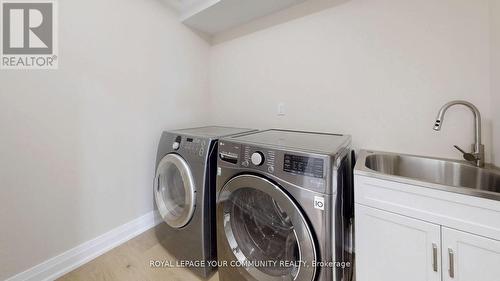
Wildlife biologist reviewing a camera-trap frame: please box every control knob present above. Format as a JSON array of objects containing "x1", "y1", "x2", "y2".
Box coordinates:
[
  {"x1": 172, "y1": 142, "x2": 180, "y2": 150},
  {"x1": 251, "y1": 152, "x2": 265, "y2": 166}
]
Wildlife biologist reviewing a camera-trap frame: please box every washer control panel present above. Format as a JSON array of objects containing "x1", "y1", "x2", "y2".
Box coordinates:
[
  {"x1": 283, "y1": 154, "x2": 324, "y2": 178},
  {"x1": 218, "y1": 140, "x2": 328, "y2": 192},
  {"x1": 242, "y1": 145, "x2": 277, "y2": 174}
]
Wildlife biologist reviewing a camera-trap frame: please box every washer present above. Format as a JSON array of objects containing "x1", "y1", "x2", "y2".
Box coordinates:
[
  {"x1": 216, "y1": 129, "x2": 354, "y2": 281},
  {"x1": 154, "y1": 126, "x2": 257, "y2": 278}
]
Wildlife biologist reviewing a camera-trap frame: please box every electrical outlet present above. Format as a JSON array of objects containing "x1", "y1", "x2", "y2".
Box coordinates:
[{"x1": 277, "y1": 102, "x2": 285, "y2": 116}]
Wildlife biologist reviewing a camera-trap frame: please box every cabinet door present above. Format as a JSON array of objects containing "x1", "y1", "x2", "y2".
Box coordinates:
[
  {"x1": 355, "y1": 204, "x2": 441, "y2": 281},
  {"x1": 442, "y1": 227, "x2": 500, "y2": 281}
]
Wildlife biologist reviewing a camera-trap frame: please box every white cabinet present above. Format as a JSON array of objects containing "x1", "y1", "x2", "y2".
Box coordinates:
[
  {"x1": 356, "y1": 205, "x2": 441, "y2": 281},
  {"x1": 355, "y1": 174, "x2": 500, "y2": 281},
  {"x1": 442, "y1": 227, "x2": 500, "y2": 281}
]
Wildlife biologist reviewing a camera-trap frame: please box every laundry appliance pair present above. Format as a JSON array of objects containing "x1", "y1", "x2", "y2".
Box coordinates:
[{"x1": 154, "y1": 126, "x2": 354, "y2": 281}]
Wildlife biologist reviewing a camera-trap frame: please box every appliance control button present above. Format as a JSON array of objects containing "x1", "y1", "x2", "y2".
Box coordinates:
[
  {"x1": 268, "y1": 166, "x2": 275, "y2": 173},
  {"x1": 242, "y1": 160, "x2": 249, "y2": 167},
  {"x1": 251, "y1": 152, "x2": 265, "y2": 166},
  {"x1": 172, "y1": 142, "x2": 180, "y2": 150}
]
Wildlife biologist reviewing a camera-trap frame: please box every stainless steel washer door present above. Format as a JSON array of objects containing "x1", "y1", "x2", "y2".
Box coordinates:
[
  {"x1": 154, "y1": 154, "x2": 196, "y2": 228},
  {"x1": 219, "y1": 175, "x2": 317, "y2": 281}
]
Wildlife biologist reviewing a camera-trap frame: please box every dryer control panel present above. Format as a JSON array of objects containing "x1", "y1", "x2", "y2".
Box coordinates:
[{"x1": 175, "y1": 135, "x2": 208, "y2": 158}]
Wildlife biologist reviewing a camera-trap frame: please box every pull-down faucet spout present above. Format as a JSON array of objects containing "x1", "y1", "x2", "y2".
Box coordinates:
[{"x1": 433, "y1": 100, "x2": 484, "y2": 167}]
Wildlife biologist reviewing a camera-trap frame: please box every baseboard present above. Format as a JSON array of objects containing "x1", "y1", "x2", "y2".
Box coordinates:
[{"x1": 5, "y1": 211, "x2": 163, "y2": 281}]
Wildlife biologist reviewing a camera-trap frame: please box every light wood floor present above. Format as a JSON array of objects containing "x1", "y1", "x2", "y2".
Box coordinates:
[{"x1": 58, "y1": 224, "x2": 219, "y2": 281}]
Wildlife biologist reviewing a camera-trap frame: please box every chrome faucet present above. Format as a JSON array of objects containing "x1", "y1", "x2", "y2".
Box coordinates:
[{"x1": 433, "y1": 100, "x2": 484, "y2": 167}]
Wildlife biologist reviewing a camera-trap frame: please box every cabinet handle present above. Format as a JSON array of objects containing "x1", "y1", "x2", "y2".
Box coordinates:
[
  {"x1": 448, "y1": 248, "x2": 455, "y2": 278},
  {"x1": 432, "y1": 243, "x2": 438, "y2": 272}
]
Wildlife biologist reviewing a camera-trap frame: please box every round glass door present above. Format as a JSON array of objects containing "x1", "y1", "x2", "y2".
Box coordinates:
[
  {"x1": 219, "y1": 175, "x2": 317, "y2": 281},
  {"x1": 154, "y1": 153, "x2": 196, "y2": 228}
]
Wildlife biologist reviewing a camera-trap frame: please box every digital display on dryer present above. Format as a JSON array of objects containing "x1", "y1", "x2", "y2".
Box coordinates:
[{"x1": 283, "y1": 154, "x2": 324, "y2": 178}]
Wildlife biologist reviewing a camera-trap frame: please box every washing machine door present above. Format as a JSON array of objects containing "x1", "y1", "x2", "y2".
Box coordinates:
[
  {"x1": 154, "y1": 153, "x2": 196, "y2": 228},
  {"x1": 219, "y1": 174, "x2": 317, "y2": 281}
]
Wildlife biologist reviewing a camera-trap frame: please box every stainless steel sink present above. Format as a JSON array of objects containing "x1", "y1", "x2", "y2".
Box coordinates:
[{"x1": 355, "y1": 150, "x2": 500, "y2": 201}]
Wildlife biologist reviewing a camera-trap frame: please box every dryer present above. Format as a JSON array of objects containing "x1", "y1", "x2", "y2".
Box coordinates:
[
  {"x1": 216, "y1": 129, "x2": 354, "y2": 281},
  {"x1": 154, "y1": 126, "x2": 256, "y2": 278}
]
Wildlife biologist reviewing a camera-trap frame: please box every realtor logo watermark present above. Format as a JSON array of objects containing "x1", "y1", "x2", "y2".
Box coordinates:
[{"x1": 1, "y1": 0, "x2": 57, "y2": 69}]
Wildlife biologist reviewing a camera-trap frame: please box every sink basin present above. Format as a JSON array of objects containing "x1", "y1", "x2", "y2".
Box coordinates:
[{"x1": 355, "y1": 150, "x2": 500, "y2": 201}]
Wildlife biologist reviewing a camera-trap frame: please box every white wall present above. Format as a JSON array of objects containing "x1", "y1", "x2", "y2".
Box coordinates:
[
  {"x1": 0, "y1": 0, "x2": 210, "y2": 279},
  {"x1": 209, "y1": 0, "x2": 493, "y2": 162},
  {"x1": 492, "y1": 0, "x2": 500, "y2": 166}
]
